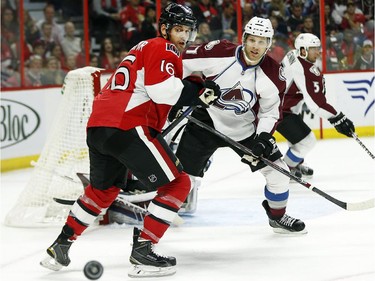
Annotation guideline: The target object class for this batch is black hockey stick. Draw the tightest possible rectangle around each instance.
[53,194,184,226]
[162,106,196,137]
[161,65,232,138]
[53,195,147,214]
[52,173,184,225]
[187,115,375,211]
[351,132,375,160]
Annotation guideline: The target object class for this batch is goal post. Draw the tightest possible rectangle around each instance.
[5,67,111,227]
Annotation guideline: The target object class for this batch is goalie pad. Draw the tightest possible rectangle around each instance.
[179,176,200,214]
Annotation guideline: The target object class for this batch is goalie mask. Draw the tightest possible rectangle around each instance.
[159,3,198,42]
[294,33,321,59]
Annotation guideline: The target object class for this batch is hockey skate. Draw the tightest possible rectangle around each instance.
[40,237,73,271]
[262,200,307,234]
[290,164,314,179]
[289,167,303,179]
[128,227,177,278]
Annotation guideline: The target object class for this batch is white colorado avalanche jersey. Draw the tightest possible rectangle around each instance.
[281,50,337,119]
[182,40,286,141]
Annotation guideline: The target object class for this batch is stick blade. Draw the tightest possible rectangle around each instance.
[346,198,375,211]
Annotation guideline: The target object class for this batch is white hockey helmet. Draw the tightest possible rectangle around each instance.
[294,33,321,58]
[243,16,274,49]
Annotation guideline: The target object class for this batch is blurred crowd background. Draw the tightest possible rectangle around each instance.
[1,0,374,89]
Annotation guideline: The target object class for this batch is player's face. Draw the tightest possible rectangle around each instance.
[169,25,193,52]
[243,34,269,64]
[306,46,321,63]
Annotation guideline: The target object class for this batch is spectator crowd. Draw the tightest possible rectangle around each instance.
[1,0,374,88]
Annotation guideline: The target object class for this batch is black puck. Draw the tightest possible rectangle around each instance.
[83,260,104,280]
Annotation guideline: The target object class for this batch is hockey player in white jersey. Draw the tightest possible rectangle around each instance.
[276,33,355,178]
[175,17,307,234]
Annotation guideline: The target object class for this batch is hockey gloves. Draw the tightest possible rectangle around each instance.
[179,75,220,108]
[168,105,183,122]
[328,112,355,137]
[241,132,276,166]
[198,80,221,107]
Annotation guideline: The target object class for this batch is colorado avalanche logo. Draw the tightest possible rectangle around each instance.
[215,82,255,115]
[309,65,320,76]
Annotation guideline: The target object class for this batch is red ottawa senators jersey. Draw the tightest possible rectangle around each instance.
[87,37,185,132]
[183,40,286,141]
[281,50,337,119]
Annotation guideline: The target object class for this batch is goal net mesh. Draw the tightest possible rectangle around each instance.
[5,67,108,227]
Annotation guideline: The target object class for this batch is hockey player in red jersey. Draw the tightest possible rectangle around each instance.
[40,3,220,277]
[175,17,307,234]
[276,33,355,178]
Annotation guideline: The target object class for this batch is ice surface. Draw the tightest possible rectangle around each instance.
[1,137,374,281]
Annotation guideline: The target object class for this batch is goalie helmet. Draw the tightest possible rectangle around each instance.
[242,17,274,49]
[159,3,198,42]
[294,33,321,59]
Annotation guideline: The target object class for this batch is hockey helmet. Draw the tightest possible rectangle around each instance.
[159,3,198,42]
[243,17,274,49]
[294,33,321,58]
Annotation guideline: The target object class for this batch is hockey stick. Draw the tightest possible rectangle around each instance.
[53,194,184,226]
[53,195,149,217]
[351,133,375,160]
[187,115,375,211]
[52,172,184,226]
[162,106,196,137]
[161,65,231,138]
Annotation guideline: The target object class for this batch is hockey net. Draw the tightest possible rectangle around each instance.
[5,67,111,227]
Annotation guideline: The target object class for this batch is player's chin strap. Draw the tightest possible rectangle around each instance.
[186,115,375,211]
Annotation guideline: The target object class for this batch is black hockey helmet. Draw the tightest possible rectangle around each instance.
[159,3,197,41]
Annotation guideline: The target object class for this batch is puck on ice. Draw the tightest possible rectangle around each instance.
[83,260,104,280]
